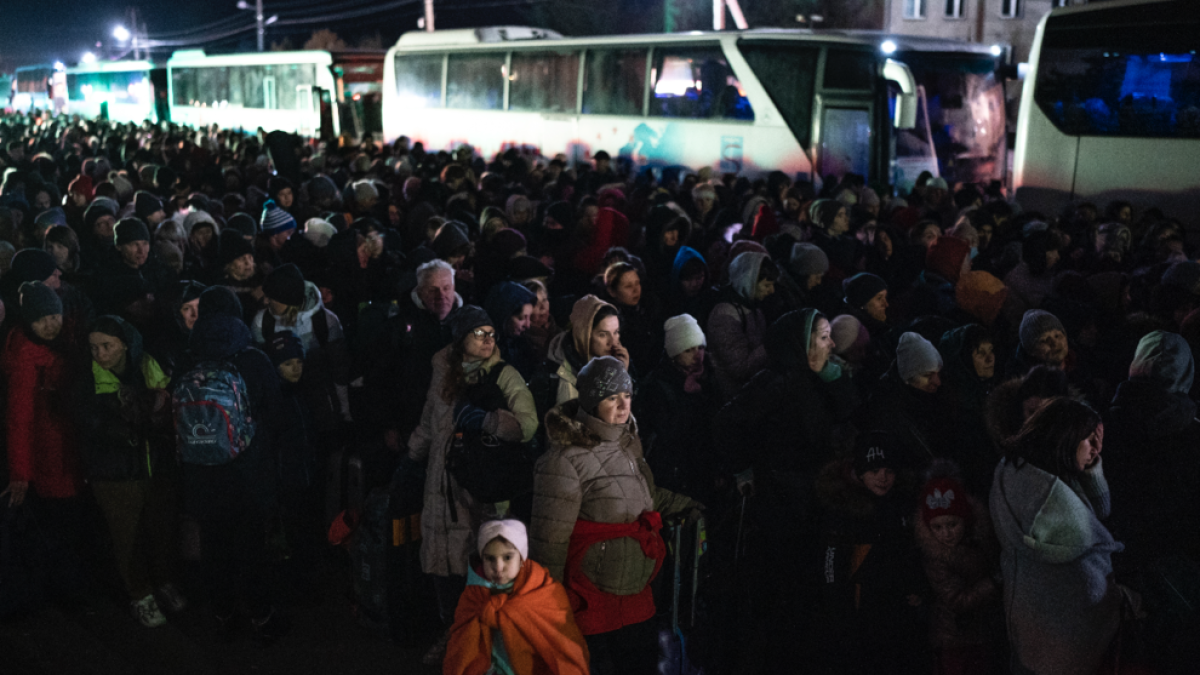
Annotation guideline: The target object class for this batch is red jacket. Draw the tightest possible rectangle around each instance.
[4,329,83,499]
[564,511,665,635]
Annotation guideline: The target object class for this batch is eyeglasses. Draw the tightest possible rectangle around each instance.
[470,329,497,340]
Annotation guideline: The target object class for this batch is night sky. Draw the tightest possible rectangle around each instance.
[0,0,528,72]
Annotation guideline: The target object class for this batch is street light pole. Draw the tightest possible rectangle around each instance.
[424,0,435,32]
[257,0,265,51]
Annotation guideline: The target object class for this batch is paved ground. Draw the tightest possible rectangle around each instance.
[0,558,437,675]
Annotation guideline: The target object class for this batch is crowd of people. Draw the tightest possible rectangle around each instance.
[0,109,1198,675]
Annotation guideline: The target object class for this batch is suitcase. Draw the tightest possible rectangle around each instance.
[658,516,707,675]
[325,449,367,528]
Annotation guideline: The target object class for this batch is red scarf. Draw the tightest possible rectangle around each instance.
[563,511,665,635]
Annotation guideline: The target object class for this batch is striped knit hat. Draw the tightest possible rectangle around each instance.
[260,199,296,236]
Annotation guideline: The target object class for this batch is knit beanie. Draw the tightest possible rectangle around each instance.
[114,217,150,246]
[134,191,163,221]
[664,314,706,358]
[843,273,888,309]
[450,304,493,344]
[226,212,258,238]
[853,430,905,477]
[1018,310,1065,353]
[198,285,244,321]
[789,242,829,277]
[829,314,864,356]
[303,218,337,248]
[262,263,307,307]
[577,356,634,414]
[810,199,843,231]
[484,282,536,330]
[925,236,971,284]
[260,199,297,236]
[34,207,67,229]
[507,255,553,282]
[896,331,943,382]
[490,228,527,259]
[83,200,117,233]
[267,330,306,367]
[9,248,57,284]
[19,280,62,324]
[218,228,255,266]
[919,477,973,524]
[955,271,1008,325]
[477,519,529,560]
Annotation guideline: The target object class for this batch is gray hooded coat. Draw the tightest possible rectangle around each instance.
[990,458,1123,675]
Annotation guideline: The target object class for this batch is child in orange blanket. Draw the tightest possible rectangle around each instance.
[444,520,590,675]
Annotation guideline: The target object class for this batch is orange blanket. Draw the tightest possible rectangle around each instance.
[444,560,590,675]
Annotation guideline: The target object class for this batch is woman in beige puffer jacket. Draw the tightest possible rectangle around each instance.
[529,356,698,675]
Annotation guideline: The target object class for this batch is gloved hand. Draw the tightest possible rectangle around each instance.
[453,401,488,431]
[467,381,507,412]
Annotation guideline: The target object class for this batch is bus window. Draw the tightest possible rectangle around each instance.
[509,50,579,113]
[649,48,754,121]
[1034,46,1200,138]
[739,43,818,148]
[198,68,230,107]
[172,68,197,106]
[821,107,872,180]
[447,53,504,110]
[582,49,647,116]
[395,54,444,109]
[823,50,875,90]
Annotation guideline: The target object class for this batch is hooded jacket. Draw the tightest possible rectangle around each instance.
[530,399,696,593]
[714,309,859,476]
[544,295,615,405]
[1104,331,1200,573]
[406,345,537,577]
[76,316,172,482]
[936,325,1001,494]
[707,252,770,403]
[989,459,1122,675]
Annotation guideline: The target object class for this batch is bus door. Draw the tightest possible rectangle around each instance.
[150,68,170,123]
[316,88,336,143]
[297,84,315,136]
[817,98,874,184]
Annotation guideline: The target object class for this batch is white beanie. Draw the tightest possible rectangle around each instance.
[303,218,337,248]
[477,519,528,560]
[896,332,943,382]
[664,314,706,358]
[829,314,863,356]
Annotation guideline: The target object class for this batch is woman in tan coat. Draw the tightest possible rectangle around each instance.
[530,356,699,675]
[406,305,538,663]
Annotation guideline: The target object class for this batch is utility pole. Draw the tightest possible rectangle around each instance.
[712,0,748,30]
[257,0,265,51]
[424,0,435,32]
[130,7,140,60]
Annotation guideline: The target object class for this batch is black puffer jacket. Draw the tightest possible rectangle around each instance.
[634,355,717,502]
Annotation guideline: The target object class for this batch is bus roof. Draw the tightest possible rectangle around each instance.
[392,26,1000,56]
[167,49,335,67]
[66,60,158,75]
[15,64,55,74]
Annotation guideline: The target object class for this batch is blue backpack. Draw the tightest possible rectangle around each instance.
[173,359,257,465]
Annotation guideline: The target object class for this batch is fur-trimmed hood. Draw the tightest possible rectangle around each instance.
[544,398,638,451]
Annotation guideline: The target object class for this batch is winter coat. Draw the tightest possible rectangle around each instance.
[913,493,1003,650]
[862,369,946,467]
[1104,332,1200,575]
[530,399,697,592]
[76,318,173,482]
[633,357,716,502]
[707,252,770,403]
[355,288,462,437]
[611,296,662,378]
[990,458,1122,675]
[937,326,1001,495]
[3,328,84,499]
[406,345,538,577]
[177,312,286,521]
[715,308,859,477]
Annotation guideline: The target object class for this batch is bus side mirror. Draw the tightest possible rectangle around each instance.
[884,59,917,129]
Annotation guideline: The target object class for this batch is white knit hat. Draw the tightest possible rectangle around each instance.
[829,314,864,356]
[664,314,706,358]
[477,519,528,560]
[303,218,337,248]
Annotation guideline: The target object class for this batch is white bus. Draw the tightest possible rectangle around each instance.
[65,60,168,124]
[1013,0,1199,226]
[382,27,1007,189]
[167,49,384,140]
